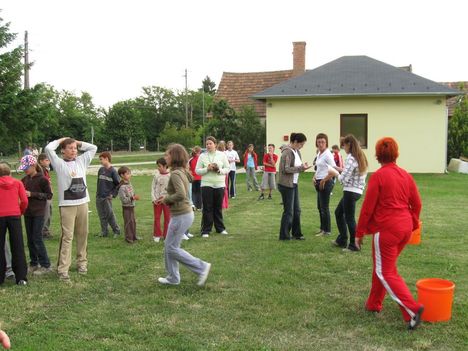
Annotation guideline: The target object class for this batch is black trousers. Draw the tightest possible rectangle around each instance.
[24,216,51,268]
[0,216,28,284]
[201,187,225,234]
[278,184,303,240]
[314,179,334,233]
[192,180,202,210]
[228,170,237,197]
[335,191,361,247]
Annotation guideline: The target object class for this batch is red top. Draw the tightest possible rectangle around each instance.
[356,163,421,238]
[243,151,258,170]
[262,153,278,172]
[333,151,344,168]
[0,176,28,217]
[41,166,51,182]
[189,155,202,181]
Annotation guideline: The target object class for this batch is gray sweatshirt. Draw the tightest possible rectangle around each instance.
[45,139,97,207]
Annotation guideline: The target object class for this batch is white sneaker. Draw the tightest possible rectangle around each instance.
[158,277,179,285]
[197,263,211,286]
[186,233,194,238]
[183,234,190,240]
[220,230,228,235]
[202,234,209,238]
[153,237,161,243]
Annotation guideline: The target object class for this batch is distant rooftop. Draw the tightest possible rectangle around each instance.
[216,70,294,118]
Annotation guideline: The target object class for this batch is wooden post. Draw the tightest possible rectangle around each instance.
[24,31,30,90]
[185,69,188,128]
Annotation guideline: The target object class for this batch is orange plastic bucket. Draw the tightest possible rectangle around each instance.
[416,278,455,322]
[408,221,422,245]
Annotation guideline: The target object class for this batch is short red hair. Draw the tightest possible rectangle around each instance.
[375,137,399,164]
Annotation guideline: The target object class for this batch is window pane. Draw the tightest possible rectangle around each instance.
[341,114,367,148]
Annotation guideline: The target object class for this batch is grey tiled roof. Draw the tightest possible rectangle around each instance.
[252,56,462,99]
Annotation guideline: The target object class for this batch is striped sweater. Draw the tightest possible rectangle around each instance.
[338,154,367,194]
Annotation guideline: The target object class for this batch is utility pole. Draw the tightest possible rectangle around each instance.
[202,90,205,145]
[24,31,30,89]
[184,69,188,128]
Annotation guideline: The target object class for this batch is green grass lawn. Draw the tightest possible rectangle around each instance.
[89,152,164,166]
[1,172,467,350]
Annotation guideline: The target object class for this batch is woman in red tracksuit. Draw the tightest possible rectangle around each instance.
[356,137,424,330]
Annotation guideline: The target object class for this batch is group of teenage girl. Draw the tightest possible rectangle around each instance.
[277,132,367,253]
[277,131,424,330]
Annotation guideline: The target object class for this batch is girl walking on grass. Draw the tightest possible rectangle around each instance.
[157,144,211,286]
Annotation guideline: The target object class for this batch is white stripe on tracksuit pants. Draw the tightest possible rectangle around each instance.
[367,231,422,322]
[374,232,415,319]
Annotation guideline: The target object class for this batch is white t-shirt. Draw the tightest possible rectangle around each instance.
[225,150,240,171]
[315,149,335,179]
[292,149,302,184]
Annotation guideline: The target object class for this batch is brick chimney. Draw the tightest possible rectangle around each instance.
[292,41,306,77]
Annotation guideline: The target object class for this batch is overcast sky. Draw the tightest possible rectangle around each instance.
[2,0,467,108]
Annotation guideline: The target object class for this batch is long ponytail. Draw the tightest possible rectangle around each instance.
[343,134,368,174]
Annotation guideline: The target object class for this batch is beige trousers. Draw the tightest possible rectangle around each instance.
[58,203,89,275]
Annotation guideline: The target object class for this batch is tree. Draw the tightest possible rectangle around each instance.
[236,105,266,156]
[447,92,468,161]
[200,75,217,95]
[159,123,198,150]
[204,100,266,159]
[0,15,25,155]
[204,99,239,142]
[104,100,144,151]
[137,86,184,150]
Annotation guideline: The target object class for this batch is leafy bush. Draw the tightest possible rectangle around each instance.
[447,93,468,162]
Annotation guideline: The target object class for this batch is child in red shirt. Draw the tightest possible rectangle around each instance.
[0,163,29,285]
[258,144,278,200]
[332,144,344,169]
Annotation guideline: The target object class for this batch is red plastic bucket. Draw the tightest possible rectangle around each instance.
[416,278,455,322]
[408,221,422,245]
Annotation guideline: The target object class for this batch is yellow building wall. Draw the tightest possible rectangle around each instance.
[265,96,447,173]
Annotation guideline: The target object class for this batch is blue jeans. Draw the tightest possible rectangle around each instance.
[24,216,51,268]
[278,184,303,240]
[228,170,237,197]
[334,191,361,247]
[314,179,334,233]
[164,211,207,284]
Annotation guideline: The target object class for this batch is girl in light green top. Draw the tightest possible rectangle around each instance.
[195,136,230,237]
